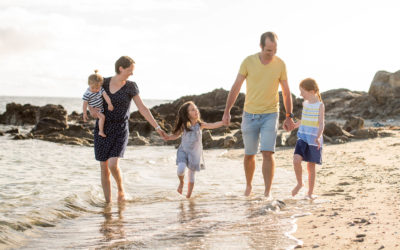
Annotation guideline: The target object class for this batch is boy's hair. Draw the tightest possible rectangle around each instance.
[88,70,103,86]
[260,31,278,48]
[300,78,322,102]
[173,101,202,134]
[115,56,135,74]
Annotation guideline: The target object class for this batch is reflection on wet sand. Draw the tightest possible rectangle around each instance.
[100,202,126,243]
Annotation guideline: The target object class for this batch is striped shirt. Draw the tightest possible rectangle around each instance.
[297,101,323,147]
[82,87,105,112]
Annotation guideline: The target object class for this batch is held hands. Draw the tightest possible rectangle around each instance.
[283,117,295,132]
[222,112,231,126]
[156,128,168,141]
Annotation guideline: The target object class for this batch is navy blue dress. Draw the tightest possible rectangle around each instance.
[94,77,139,161]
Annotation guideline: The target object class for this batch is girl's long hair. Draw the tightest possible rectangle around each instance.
[173,101,202,134]
[299,78,322,102]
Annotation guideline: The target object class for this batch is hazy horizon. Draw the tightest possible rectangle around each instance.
[1,0,399,99]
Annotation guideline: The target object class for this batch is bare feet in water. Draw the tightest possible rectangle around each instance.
[291,183,304,197]
[118,191,125,202]
[99,131,107,137]
[177,182,184,195]
[244,185,252,196]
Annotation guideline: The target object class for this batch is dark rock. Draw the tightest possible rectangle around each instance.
[352,128,379,139]
[6,128,20,134]
[129,131,149,145]
[0,103,39,125]
[344,116,364,132]
[286,128,298,146]
[32,117,67,135]
[324,122,344,137]
[233,130,244,148]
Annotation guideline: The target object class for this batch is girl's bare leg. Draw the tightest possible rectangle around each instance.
[177,163,186,195]
[186,169,195,198]
[292,154,304,196]
[98,112,106,137]
[307,162,316,198]
[100,161,111,203]
[177,175,184,194]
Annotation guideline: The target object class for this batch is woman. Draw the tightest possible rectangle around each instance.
[90,56,167,203]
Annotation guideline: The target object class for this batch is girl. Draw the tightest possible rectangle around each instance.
[291,78,325,199]
[166,101,224,198]
[82,70,114,137]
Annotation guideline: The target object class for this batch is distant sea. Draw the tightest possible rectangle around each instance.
[0,96,171,114]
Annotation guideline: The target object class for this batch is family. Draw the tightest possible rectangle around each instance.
[82,31,325,203]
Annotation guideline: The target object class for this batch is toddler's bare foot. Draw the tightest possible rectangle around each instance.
[244,185,252,196]
[292,184,304,197]
[177,182,184,195]
[99,131,107,137]
[118,191,125,203]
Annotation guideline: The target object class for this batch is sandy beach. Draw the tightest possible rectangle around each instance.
[290,127,400,249]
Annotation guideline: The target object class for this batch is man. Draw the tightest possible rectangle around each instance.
[222,31,295,198]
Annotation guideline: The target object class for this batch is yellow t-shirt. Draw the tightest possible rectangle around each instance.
[239,53,287,114]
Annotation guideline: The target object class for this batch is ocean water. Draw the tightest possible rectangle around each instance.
[0,96,314,249]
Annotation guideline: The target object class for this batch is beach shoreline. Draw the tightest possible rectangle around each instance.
[289,128,400,249]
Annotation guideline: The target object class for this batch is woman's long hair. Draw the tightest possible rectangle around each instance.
[300,78,323,102]
[173,101,202,134]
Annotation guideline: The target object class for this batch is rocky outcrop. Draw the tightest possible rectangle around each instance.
[0,103,39,125]
[369,70,400,104]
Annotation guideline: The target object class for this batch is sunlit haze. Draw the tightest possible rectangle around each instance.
[1,0,399,99]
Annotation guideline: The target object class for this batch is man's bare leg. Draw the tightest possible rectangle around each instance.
[108,157,125,202]
[100,161,111,203]
[244,154,256,196]
[261,151,275,198]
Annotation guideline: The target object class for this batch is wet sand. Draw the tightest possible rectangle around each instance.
[291,128,400,249]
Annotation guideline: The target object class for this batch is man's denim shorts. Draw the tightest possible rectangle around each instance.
[241,111,278,155]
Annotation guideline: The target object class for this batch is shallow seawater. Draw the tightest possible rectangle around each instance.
[0,125,314,249]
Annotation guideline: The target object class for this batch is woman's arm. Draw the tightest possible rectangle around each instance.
[133,94,167,140]
[102,91,114,111]
[201,121,224,130]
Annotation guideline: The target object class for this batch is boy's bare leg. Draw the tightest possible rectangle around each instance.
[100,161,111,203]
[307,162,316,199]
[108,157,125,202]
[244,154,256,196]
[98,112,107,137]
[177,175,184,194]
[292,154,304,196]
[262,151,275,198]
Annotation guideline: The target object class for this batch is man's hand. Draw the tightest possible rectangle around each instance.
[222,112,231,126]
[283,117,295,131]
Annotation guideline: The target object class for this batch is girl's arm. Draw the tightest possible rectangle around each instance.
[82,101,88,121]
[201,121,224,130]
[133,94,167,140]
[315,103,325,149]
[102,91,114,111]
[166,130,182,141]
[294,120,301,129]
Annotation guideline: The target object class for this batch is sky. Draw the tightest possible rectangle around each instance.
[1,0,400,100]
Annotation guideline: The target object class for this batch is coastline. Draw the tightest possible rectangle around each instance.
[289,128,400,249]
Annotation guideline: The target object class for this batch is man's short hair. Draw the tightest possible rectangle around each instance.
[260,32,278,48]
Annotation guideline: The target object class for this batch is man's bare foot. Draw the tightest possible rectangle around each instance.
[118,191,125,202]
[244,185,252,196]
[306,194,317,200]
[177,182,184,195]
[264,192,273,201]
[291,184,304,197]
[99,131,107,137]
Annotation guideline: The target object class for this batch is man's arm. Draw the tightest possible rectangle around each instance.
[222,73,246,126]
[279,79,295,131]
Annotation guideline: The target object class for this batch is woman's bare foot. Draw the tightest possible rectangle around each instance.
[118,191,125,202]
[177,182,184,195]
[244,185,252,196]
[292,184,304,197]
[99,131,107,137]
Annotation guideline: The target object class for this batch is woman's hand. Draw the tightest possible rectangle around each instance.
[88,106,101,117]
[156,129,168,141]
